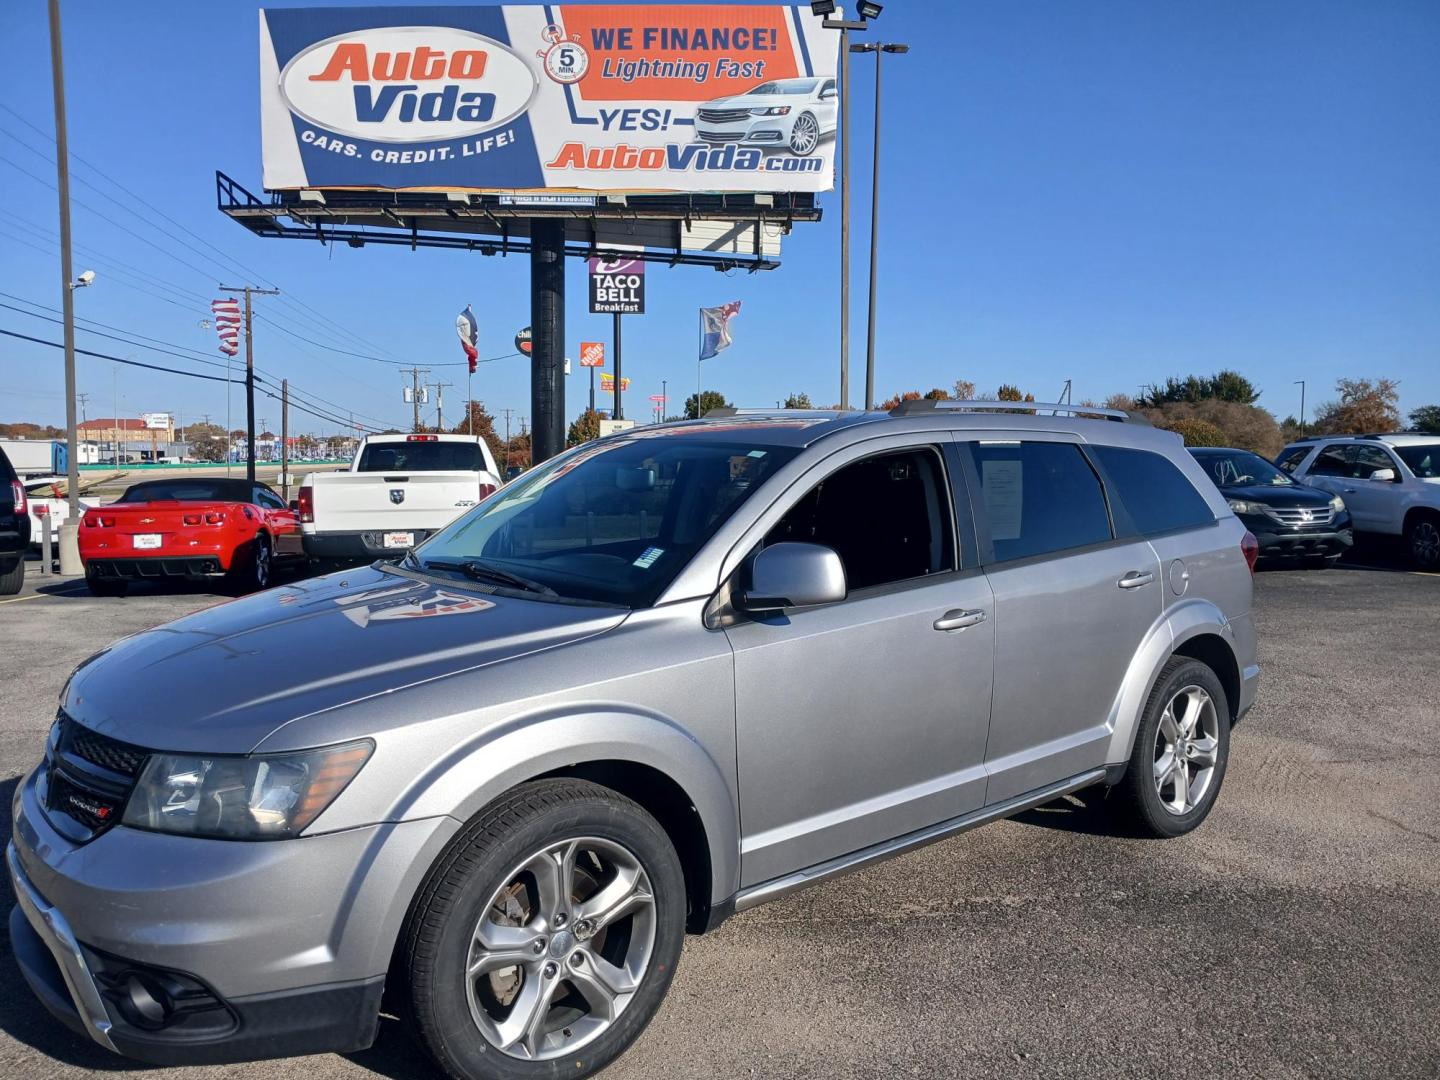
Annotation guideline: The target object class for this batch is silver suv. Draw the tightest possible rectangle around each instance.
[9,403,1259,1079]
[1276,433,1440,568]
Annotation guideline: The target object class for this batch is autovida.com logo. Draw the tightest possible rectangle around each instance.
[545,141,823,174]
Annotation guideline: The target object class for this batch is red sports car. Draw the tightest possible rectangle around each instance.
[79,477,303,596]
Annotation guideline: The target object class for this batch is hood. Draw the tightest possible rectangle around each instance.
[63,565,627,754]
[1221,482,1332,508]
[704,92,786,109]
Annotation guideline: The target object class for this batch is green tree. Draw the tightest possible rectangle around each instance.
[996,384,1025,402]
[684,390,731,419]
[1162,418,1228,447]
[567,408,603,446]
[449,399,505,464]
[1312,378,1401,435]
[782,392,813,409]
[1139,370,1260,407]
[182,422,229,463]
[1408,405,1440,434]
[1136,400,1284,457]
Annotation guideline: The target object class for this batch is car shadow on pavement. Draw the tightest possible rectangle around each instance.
[343,1016,437,1079]
[0,775,149,1072]
[1011,788,1133,837]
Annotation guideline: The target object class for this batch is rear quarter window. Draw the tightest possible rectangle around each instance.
[1275,446,1310,475]
[1090,445,1216,536]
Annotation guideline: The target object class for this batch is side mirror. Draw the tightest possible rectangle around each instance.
[741,542,847,612]
[1368,467,1396,483]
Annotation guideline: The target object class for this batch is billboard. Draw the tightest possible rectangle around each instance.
[141,412,172,431]
[259,6,839,194]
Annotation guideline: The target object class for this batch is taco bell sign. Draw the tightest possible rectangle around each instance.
[588,256,645,314]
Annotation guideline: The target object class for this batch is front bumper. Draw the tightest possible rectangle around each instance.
[8,767,459,1064]
[695,120,792,145]
[1236,512,1353,558]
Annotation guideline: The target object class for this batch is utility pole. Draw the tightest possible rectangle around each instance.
[403,367,430,432]
[1294,380,1306,437]
[219,284,280,481]
[433,381,454,430]
[48,0,84,573]
[501,408,514,474]
[661,378,668,422]
[280,379,289,500]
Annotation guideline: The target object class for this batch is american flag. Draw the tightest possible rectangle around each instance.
[210,298,241,357]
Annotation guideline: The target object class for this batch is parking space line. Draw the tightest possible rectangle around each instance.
[1341,563,1440,577]
[0,585,90,605]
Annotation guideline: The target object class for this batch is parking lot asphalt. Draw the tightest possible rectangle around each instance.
[1,553,1437,1079]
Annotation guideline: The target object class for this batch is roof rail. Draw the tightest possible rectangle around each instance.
[887,399,1146,424]
[699,407,849,419]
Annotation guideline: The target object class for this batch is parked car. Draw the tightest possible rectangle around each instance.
[0,445,30,594]
[1189,447,1351,564]
[23,476,96,547]
[1276,433,1440,568]
[694,76,838,155]
[8,403,1258,1077]
[298,432,503,565]
[77,477,302,596]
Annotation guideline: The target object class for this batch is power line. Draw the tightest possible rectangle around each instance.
[1,327,231,383]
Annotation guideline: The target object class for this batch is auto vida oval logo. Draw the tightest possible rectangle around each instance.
[279,26,538,144]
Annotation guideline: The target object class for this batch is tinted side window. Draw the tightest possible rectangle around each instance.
[1091,446,1215,536]
[1275,446,1309,475]
[766,448,955,590]
[968,442,1112,562]
[1308,445,1349,477]
[1351,445,1397,480]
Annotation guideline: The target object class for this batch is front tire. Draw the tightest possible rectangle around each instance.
[228,533,272,594]
[400,779,686,1080]
[788,112,819,154]
[1407,512,1440,570]
[1113,657,1231,838]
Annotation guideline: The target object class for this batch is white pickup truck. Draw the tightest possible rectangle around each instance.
[298,433,502,563]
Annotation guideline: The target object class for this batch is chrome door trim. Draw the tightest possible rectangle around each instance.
[734,768,1107,913]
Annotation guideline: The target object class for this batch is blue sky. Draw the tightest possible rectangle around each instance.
[2,0,1437,437]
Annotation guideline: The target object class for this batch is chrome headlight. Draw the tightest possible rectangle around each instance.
[1227,499,1267,515]
[1329,495,1345,512]
[749,106,791,116]
[122,741,372,840]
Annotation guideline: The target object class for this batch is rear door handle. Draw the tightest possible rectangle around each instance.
[1118,570,1155,589]
[934,608,987,632]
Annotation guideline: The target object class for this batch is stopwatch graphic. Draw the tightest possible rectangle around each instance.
[537,24,589,85]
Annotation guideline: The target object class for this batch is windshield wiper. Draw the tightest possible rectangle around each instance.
[419,557,558,597]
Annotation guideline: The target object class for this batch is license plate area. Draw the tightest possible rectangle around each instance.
[133,533,162,549]
[383,532,415,549]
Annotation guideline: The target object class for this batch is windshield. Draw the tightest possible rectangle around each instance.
[357,440,484,472]
[1394,443,1440,479]
[118,479,252,502]
[412,437,798,607]
[1191,449,1293,488]
[745,80,817,96]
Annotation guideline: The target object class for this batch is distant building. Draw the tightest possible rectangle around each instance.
[77,417,175,444]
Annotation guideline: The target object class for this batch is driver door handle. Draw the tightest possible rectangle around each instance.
[934,608,987,632]
[1118,570,1155,589]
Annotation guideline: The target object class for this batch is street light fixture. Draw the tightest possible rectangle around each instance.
[70,269,95,289]
[850,41,908,409]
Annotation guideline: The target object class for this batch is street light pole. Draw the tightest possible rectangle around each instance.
[852,41,908,411]
[1295,380,1306,438]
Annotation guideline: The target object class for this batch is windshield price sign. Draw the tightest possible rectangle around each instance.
[588,256,645,314]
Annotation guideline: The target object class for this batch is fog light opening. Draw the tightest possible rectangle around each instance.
[122,973,172,1028]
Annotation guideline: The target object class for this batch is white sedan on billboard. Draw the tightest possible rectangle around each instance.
[694,77,838,156]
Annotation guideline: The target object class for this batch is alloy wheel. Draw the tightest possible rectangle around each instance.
[1153,685,1220,815]
[1412,520,1440,567]
[254,538,271,588]
[465,837,656,1061]
[789,114,819,154]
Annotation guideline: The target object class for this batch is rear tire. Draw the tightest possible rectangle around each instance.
[400,779,685,1080]
[0,559,23,596]
[227,533,272,594]
[1113,657,1231,838]
[85,572,127,597]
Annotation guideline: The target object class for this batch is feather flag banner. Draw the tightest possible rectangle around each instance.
[210,298,241,357]
[457,304,479,374]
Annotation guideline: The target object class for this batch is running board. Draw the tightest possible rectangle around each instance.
[733,768,1108,913]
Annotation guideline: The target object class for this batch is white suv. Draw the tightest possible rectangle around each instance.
[1276,434,1440,568]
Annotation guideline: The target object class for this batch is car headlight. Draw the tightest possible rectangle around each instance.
[1226,499,1267,515]
[1329,495,1345,512]
[122,740,372,840]
[749,106,791,116]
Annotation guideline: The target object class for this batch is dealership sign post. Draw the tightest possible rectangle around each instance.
[249,6,837,464]
[579,341,604,413]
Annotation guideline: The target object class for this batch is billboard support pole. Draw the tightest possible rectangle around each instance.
[613,312,623,421]
[530,218,565,464]
[588,365,595,415]
[839,25,850,411]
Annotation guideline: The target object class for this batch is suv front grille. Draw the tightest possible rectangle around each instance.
[697,108,751,123]
[1270,506,1335,528]
[42,714,151,841]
